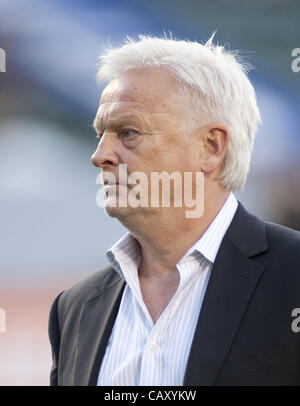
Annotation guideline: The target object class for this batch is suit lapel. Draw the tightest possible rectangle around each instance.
[73,270,125,386]
[183,202,268,385]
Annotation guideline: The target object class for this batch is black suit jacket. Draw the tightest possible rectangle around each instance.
[48,202,300,385]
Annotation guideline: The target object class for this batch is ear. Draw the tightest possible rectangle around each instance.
[200,125,229,175]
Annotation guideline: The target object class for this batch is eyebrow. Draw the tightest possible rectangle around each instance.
[93,113,150,134]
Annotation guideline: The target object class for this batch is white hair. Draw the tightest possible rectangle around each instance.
[96,34,261,191]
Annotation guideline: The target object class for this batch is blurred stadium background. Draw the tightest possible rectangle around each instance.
[0,0,299,385]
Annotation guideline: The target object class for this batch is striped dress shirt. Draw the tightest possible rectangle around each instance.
[97,192,238,386]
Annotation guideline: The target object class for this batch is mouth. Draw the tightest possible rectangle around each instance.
[103,180,129,189]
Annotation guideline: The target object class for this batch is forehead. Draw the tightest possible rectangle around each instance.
[95,69,181,123]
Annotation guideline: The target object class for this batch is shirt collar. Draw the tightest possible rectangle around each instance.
[106,192,238,276]
[181,192,238,263]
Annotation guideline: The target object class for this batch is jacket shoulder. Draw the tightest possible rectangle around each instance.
[260,221,300,282]
[230,202,300,258]
[265,221,300,252]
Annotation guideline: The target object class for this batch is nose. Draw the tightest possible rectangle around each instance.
[90,133,119,168]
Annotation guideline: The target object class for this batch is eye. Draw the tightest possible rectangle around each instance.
[121,129,137,139]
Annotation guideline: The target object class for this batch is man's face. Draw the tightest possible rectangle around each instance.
[91,68,202,221]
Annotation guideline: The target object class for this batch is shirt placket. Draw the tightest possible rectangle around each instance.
[139,305,171,385]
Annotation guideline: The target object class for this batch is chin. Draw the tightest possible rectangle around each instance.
[104,205,123,218]
[103,201,150,220]
[103,202,133,219]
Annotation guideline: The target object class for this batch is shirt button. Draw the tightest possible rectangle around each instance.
[149,341,158,351]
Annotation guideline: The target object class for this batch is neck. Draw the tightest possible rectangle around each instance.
[120,186,230,277]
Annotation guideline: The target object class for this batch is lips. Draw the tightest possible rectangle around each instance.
[104,180,120,185]
[103,180,128,187]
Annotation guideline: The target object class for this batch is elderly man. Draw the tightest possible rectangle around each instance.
[49,35,300,386]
